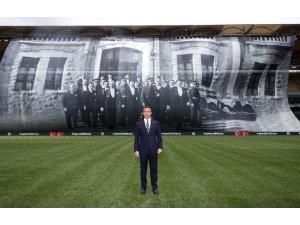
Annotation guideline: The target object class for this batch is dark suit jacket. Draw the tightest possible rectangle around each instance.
[127,87,139,113]
[127,87,139,104]
[62,90,79,110]
[153,85,161,105]
[134,119,163,155]
[83,90,96,110]
[188,87,200,106]
[140,86,155,106]
[101,88,121,113]
[168,86,188,108]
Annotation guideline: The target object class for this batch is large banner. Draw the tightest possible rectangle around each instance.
[0,36,299,132]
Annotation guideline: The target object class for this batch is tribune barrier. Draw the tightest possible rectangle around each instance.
[1,132,300,136]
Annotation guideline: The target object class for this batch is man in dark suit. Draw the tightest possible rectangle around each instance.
[117,78,129,127]
[140,78,156,117]
[76,78,87,123]
[99,81,109,127]
[188,81,201,127]
[62,83,78,129]
[127,80,139,125]
[92,78,101,128]
[135,81,143,121]
[159,80,170,125]
[137,77,143,89]
[101,80,119,130]
[152,79,161,121]
[134,106,163,195]
[83,83,95,127]
[167,80,188,130]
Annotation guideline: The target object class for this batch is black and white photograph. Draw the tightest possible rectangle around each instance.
[0,35,299,132]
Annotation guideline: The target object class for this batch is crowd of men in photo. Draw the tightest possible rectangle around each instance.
[62,74,203,130]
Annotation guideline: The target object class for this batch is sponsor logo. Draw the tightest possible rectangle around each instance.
[112,133,133,135]
[19,133,39,136]
[71,133,92,136]
[204,132,224,135]
[256,132,277,135]
[161,133,182,135]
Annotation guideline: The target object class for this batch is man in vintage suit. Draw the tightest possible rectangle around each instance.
[92,78,102,127]
[152,79,161,122]
[187,81,201,127]
[76,78,88,123]
[127,80,139,125]
[134,106,163,195]
[135,81,143,121]
[137,77,143,89]
[83,83,95,127]
[140,78,156,117]
[62,83,78,129]
[99,81,109,127]
[117,78,129,127]
[159,80,170,125]
[101,80,119,130]
[167,80,188,130]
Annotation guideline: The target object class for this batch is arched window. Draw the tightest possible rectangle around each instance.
[99,47,142,81]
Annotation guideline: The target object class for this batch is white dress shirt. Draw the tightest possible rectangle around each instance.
[110,88,115,98]
[130,86,135,95]
[177,87,183,96]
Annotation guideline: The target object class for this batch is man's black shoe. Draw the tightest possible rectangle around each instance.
[140,189,146,194]
[152,188,159,195]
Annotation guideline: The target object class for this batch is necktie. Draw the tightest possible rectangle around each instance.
[146,120,150,133]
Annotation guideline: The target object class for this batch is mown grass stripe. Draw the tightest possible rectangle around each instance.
[0,136,299,207]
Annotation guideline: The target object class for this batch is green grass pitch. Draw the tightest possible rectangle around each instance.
[0,135,300,208]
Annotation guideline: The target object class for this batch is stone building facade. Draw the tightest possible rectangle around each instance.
[160,36,295,113]
[0,36,298,132]
[236,36,295,117]
[0,36,158,132]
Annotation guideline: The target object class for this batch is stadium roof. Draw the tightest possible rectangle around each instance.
[1,19,300,67]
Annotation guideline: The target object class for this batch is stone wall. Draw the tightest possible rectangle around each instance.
[0,37,90,131]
